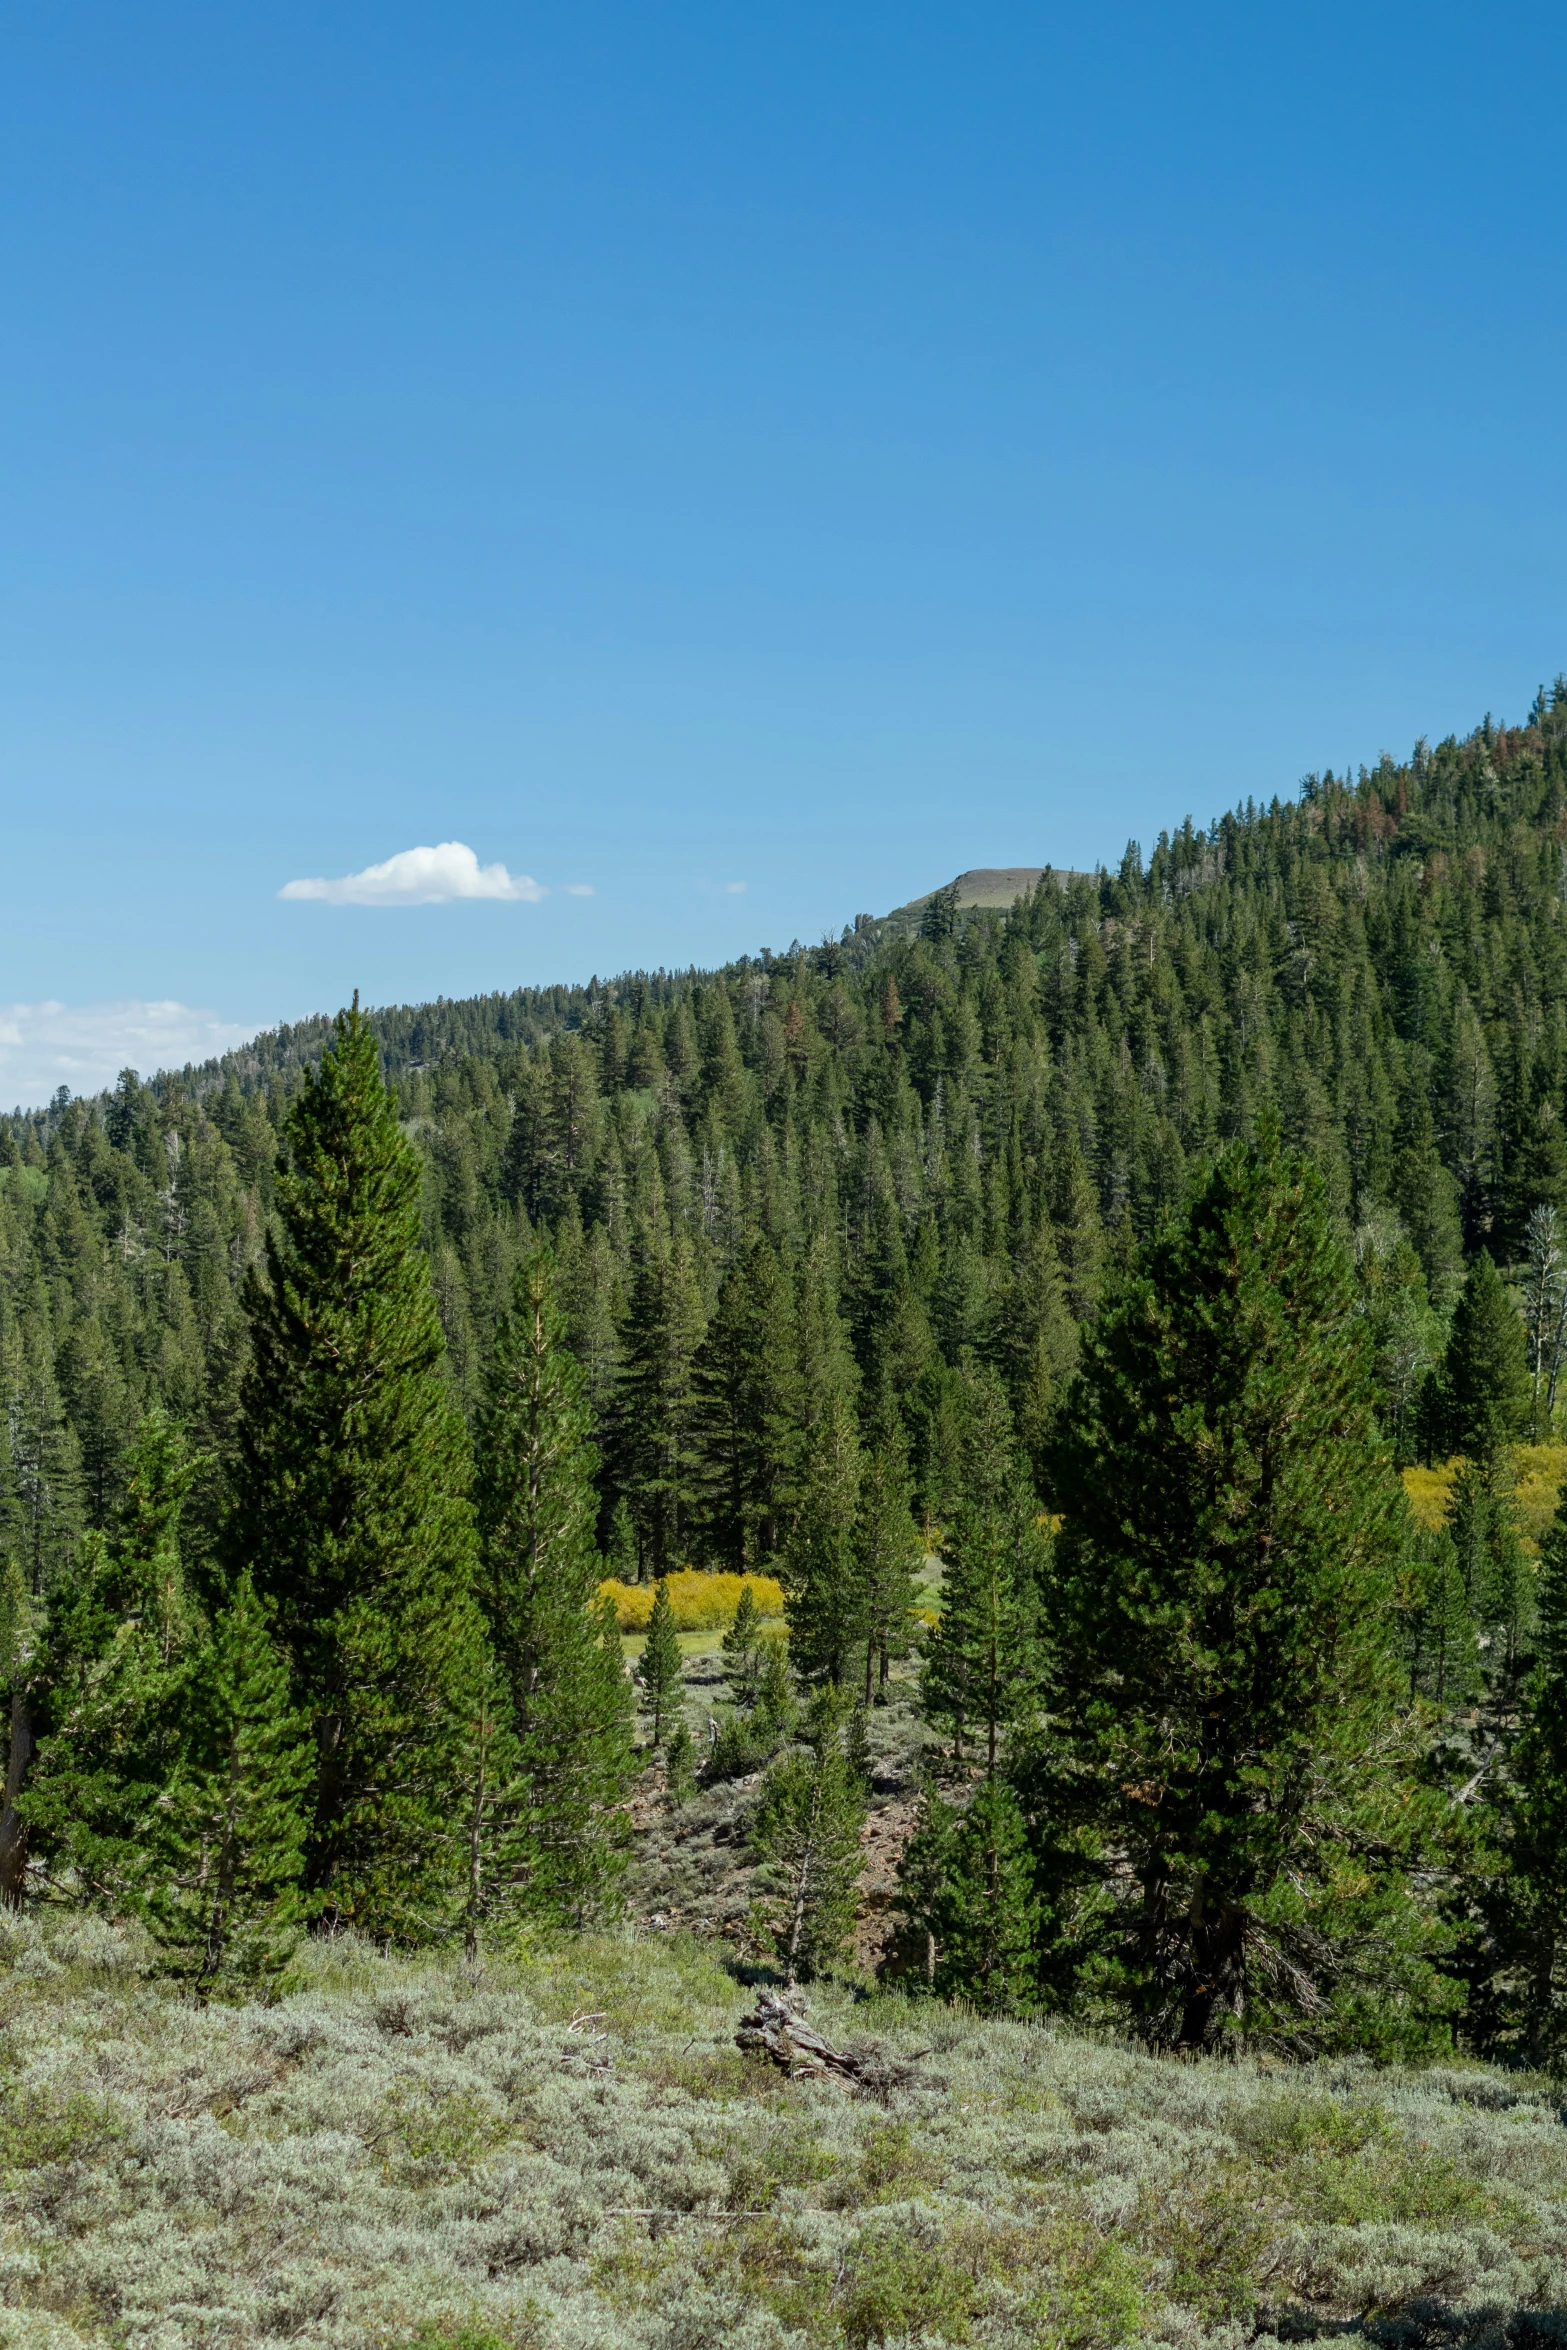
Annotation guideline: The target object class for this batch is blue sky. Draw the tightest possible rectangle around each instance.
[2,1,1565,1105]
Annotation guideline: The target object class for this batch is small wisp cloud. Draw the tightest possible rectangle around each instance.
[0,1000,258,1113]
[280,841,545,907]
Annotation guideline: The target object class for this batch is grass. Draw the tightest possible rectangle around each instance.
[621,1628,727,1663]
[4,1911,1567,2347]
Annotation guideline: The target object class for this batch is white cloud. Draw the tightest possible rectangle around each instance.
[724,880,747,894]
[0,1001,258,1113]
[564,883,595,897]
[279,841,545,906]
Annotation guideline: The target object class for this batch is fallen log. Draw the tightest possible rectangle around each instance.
[735,1988,936,2098]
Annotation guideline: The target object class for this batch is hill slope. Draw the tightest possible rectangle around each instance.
[5,682,1567,1591]
[3,1911,1565,2350]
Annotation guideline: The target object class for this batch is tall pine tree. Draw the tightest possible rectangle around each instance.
[749,1691,867,1984]
[1487,1482,1567,2062]
[20,1408,204,1908]
[897,1775,1040,2014]
[637,1578,684,1748]
[473,1246,634,1926]
[691,1234,800,1570]
[784,1392,864,1687]
[1440,1251,1531,1464]
[230,1002,488,1938]
[1046,1131,1452,2056]
[854,1433,922,1703]
[922,1370,1046,1772]
[610,1221,707,1577]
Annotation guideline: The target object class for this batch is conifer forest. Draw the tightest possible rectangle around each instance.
[16,694,1567,2344]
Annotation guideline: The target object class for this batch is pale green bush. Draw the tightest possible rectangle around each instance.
[0,1916,1565,2346]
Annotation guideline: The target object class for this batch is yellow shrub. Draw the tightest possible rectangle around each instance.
[1401,1461,1453,1532]
[1403,1444,1567,1553]
[1514,1443,1567,1547]
[597,1569,786,1633]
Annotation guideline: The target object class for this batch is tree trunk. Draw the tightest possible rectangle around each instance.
[1177,1889,1247,2049]
[0,1694,36,1908]
[1527,1921,1558,2065]
[465,1732,488,1964]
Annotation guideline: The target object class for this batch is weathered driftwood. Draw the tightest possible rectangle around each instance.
[735,1989,935,2098]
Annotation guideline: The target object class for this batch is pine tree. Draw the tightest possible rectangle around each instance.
[1046,1131,1452,2055]
[1489,1486,1567,2061]
[1520,1203,1567,1432]
[118,1406,201,1662]
[854,1436,922,1702]
[139,1571,312,1998]
[783,1391,864,1687]
[755,1637,797,1736]
[920,881,961,943]
[1390,1072,1465,1314]
[692,1235,800,1569]
[556,1212,624,1439]
[986,1217,1077,1488]
[1404,1529,1481,1707]
[456,1651,528,1961]
[1506,1100,1567,1242]
[1050,1128,1104,1325]
[3,1323,83,1595]
[1446,989,1498,1245]
[230,1002,489,1938]
[893,1780,958,1989]
[606,1498,638,1581]
[474,1247,634,1925]
[0,1559,36,1904]
[721,1582,765,1703]
[21,1408,205,1906]
[1354,1218,1443,1466]
[664,1718,697,1807]
[1440,1251,1530,1464]
[928,1777,1040,2015]
[922,1370,1046,1772]
[638,1579,684,1748]
[22,1530,183,1905]
[749,1692,867,1983]
[611,1224,707,1576]
[1447,1456,1533,1705]
[1481,1480,1534,1704]
[848,1190,935,1412]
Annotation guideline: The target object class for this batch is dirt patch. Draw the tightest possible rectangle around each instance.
[628,1659,933,1971]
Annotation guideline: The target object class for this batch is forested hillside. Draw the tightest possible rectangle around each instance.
[9,684,1567,1572]
[7,683,1567,2065]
